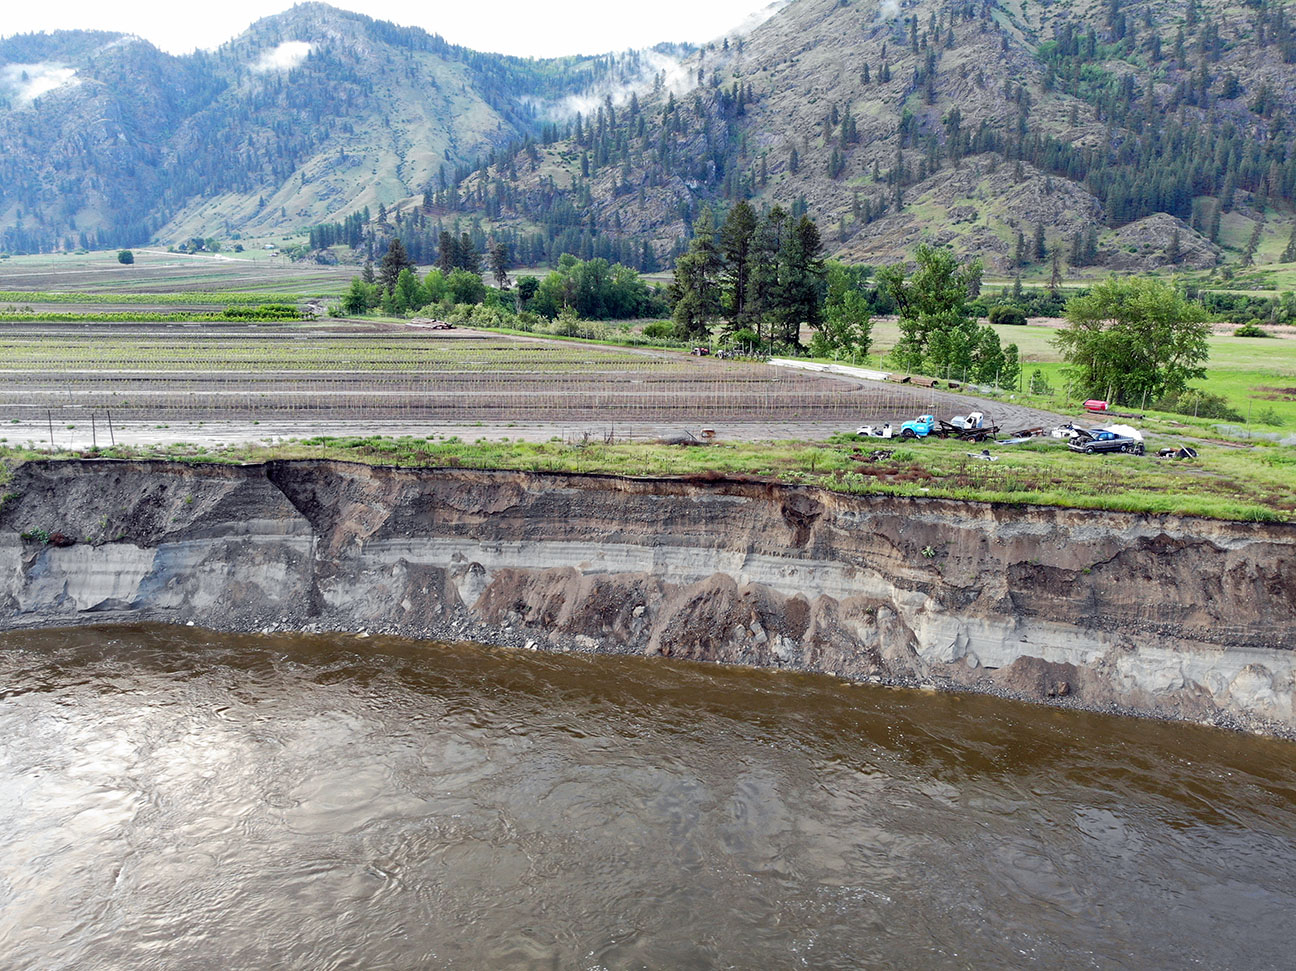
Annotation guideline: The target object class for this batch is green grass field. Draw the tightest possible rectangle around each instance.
[861,319,1296,428]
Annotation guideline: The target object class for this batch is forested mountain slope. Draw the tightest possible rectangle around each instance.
[0,4,620,252]
[5,0,1296,275]
[406,0,1296,273]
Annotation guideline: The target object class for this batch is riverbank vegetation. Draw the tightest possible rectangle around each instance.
[2,428,1291,523]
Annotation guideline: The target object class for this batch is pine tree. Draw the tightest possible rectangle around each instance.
[380,238,414,293]
[488,241,510,288]
[437,231,457,273]
[458,232,481,273]
[721,201,758,328]
[775,215,826,345]
[671,208,724,338]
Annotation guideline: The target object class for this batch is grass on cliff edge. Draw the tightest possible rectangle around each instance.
[2,432,1292,523]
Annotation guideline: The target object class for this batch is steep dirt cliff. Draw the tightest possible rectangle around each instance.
[2,460,1294,732]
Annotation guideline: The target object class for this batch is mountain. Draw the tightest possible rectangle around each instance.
[403,0,1296,274]
[0,4,616,252]
[5,0,1296,276]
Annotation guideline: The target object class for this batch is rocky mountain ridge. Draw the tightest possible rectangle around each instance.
[5,0,1296,272]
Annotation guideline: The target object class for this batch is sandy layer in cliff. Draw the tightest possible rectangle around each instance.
[1,459,1294,734]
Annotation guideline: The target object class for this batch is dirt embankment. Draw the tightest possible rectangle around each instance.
[2,460,1295,734]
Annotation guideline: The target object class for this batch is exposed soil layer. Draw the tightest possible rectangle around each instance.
[2,460,1294,734]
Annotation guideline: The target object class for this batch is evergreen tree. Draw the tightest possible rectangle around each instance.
[1166,229,1182,265]
[775,215,827,345]
[380,238,415,293]
[720,201,758,328]
[747,206,788,343]
[437,231,458,273]
[488,241,510,288]
[670,209,724,338]
[458,232,481,273]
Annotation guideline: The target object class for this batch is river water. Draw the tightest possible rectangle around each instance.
[1,625,1294,970]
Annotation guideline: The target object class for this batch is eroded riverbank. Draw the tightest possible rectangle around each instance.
[1,459,1294,733]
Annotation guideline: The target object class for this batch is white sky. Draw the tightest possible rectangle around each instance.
[1,1,781,58]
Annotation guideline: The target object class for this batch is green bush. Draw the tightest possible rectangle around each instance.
[1151,389,1245,422]
[1234,322,1273,337]
[641,320,676,339]
[727,328,764,350]
[988,304,1028,326]
[117,249,134,265]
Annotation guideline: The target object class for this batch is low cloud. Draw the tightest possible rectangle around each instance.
[530,48,700,121]
[879,0,902,20]
[0,62,79,104]
[730,0,793,36]
[252,41,313,73]
[522,1,791,122]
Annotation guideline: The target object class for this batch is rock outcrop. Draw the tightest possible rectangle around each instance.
[2,459,1294,733]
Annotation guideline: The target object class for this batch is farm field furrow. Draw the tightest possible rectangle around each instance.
[0,324,1061,430]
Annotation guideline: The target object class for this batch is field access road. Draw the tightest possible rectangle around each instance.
[3,398,1072,453]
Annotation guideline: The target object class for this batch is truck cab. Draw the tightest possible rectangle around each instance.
[900,414,937,438]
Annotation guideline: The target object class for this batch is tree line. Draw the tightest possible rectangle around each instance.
[339,237,667,321]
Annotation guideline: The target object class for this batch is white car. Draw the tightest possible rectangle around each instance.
[856,422,894,439]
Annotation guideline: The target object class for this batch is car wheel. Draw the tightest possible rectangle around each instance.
[1120,444,1131,453]
[1084,444,1095,453]
[901,428,916,439]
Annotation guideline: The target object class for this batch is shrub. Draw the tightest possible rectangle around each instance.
[117,250,134,265]
[988,304,1028,326]
[1234,322,1273,337]
[727,327,764,350]
[641,320,676,339]
[1028,368,1053,394]
[1151,389,1244,422]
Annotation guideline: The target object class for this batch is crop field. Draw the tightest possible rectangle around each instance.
[0,250,354,296]
[0,324,985,428]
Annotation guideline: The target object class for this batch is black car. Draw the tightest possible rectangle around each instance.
[1068,425,1145,455]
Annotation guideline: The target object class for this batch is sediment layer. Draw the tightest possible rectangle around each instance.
[2,460,1294,732]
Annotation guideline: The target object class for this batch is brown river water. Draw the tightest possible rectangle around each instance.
[1,624,1295,970]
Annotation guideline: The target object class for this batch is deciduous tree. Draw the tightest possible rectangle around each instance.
[877,244,982,376]
[1055,277,1209,405]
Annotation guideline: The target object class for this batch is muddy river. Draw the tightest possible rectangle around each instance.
[1,624,1294,969]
